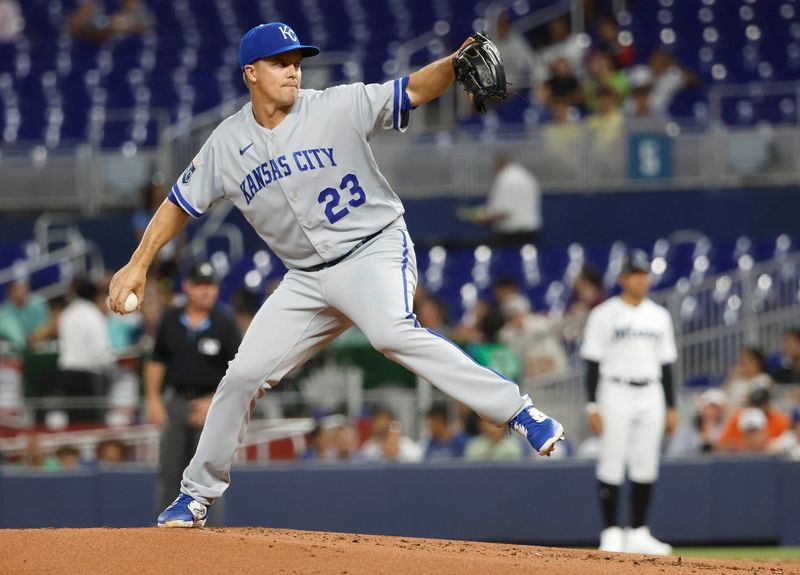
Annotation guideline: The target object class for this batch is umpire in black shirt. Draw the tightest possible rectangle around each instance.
[145,261,241,525]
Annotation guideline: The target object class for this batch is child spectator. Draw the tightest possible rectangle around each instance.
[334,422,359,462]
[55,445,82,470]
[423,404,469,460]
[302,423,335,461]
[96,439,126,464]
[668,388,728,456]
[465,419,524,461]
[587,87,624,151]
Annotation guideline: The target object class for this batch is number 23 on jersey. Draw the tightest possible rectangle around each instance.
[318,173,366,224]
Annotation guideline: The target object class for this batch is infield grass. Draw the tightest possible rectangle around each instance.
[671,547,800,561]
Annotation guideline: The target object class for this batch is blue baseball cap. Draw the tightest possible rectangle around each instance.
[239,23,320,70]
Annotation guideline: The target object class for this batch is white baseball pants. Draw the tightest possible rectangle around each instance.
[596,379,666,485]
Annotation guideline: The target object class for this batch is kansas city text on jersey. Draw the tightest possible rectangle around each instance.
[239,147,338,205]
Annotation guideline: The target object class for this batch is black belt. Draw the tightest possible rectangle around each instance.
[607,377,655,387]
[299,228,385,273]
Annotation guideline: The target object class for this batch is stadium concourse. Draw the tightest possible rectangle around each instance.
[1,0,800,558]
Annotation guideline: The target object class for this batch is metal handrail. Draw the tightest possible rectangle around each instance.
[0,239,103,287]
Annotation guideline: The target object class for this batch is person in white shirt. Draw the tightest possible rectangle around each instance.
[57,278,116,422]
[461,155,542,246]
[581,250,677,555]
[492,10,542,90]
[498,293,568,380]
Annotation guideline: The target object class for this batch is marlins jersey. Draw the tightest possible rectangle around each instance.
[581,297,677,381]
[168,77,413,269]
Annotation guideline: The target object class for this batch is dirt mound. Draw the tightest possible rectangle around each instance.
[1,528,797,575]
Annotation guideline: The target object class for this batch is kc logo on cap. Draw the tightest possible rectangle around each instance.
[239,22,320,70]
[278,25,297,42]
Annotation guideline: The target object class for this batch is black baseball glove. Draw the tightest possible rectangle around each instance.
[452,32,508,114]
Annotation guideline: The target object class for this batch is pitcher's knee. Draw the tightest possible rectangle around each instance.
[222,358,269,393]
[365,322,413,355]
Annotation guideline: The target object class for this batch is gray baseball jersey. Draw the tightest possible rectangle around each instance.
[169,78,412,269]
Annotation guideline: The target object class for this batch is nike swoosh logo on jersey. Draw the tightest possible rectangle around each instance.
[239,142,254,155]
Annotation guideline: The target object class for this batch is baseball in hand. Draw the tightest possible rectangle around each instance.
[123,292,139,313]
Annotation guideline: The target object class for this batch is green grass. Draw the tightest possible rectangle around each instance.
[672,547,800,561]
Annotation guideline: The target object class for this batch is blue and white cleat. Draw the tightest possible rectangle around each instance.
[508,394,565,456]
[157,493,208,528]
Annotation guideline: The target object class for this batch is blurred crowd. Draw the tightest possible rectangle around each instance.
[2,225,799,468]
[481,10,700,172]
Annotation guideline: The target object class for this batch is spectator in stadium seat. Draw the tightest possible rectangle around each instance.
[667,388,728,456]
[302,423,335,461]
[96,438,126,464]
[769,407,800,460]
[464,419,524,461]
[557,264,606,343]
[594,15,635,69]
[625,68,670,130]
[717,387,790,452]
[0,0,23,42]
[0,305,25,354]
[20,433,59,470]
[541,96,583,161]
[647,49,699,117]
[723,346,772,407]
[67,0,153,43]
[359,407,422,462]
[423,404,469,460]
[415,295,453,338]
[734,408,769,453]
[539,16,587,78]
[587,86,624,152]
[384,421,424,463]
[584,50,629,112]
[770,328,800,384]
[493,10,541,91]
[334,422,359,462]
[55,445,82,470]
[498,293,568,379]
[539,58,584,109]
[1,278,50,347]
[56,278,116,422]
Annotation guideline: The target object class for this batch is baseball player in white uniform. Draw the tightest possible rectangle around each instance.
[581,250,677,555]
[108,22,564,528]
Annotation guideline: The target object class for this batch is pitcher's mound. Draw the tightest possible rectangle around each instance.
[2,528,798,575]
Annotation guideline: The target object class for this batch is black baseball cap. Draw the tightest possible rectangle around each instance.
[621,250,651,275]
[187,261,218,284]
